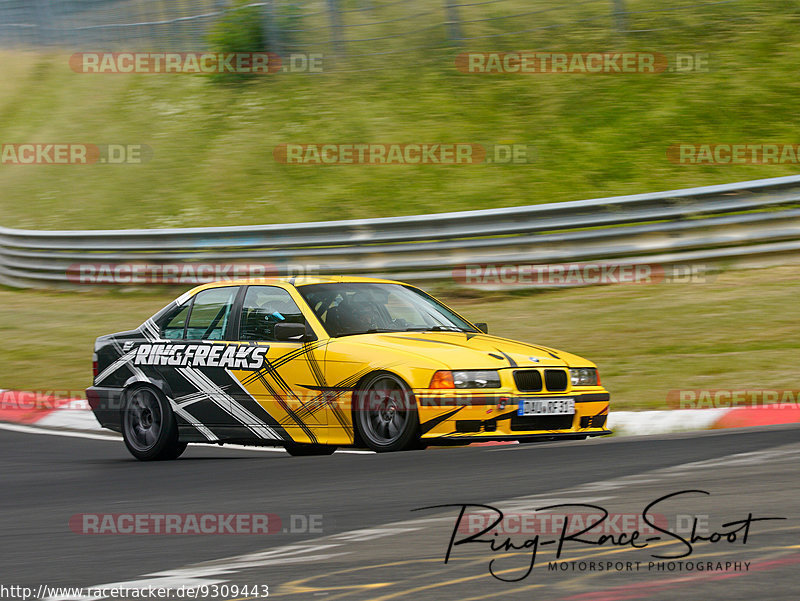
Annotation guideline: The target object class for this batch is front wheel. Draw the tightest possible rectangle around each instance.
[354,373,421,452]
[121,386,183,461]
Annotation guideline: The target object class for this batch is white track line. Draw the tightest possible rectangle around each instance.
[0,422,120,441]
[195,442,374,455]
[0,422,373,454]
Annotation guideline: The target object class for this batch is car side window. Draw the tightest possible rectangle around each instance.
[161,302,191,339]
[240,286,305,342]
[185,287,237,340]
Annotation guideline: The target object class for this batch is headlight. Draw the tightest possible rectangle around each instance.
[452,370,501,389]
[429,370,502,389]
[570,368,599,386]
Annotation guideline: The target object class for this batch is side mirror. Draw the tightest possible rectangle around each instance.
[475,322,488,334]
[274,322,315,342]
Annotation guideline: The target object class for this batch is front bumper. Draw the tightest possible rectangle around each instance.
[431,431,613,444]
[415,391,611,440]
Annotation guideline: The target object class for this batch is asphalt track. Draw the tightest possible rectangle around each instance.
[1,424,798,600]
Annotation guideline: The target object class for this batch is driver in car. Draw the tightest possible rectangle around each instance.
[337,292,384,334]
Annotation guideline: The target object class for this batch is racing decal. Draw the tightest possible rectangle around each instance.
[241,356,320,444]
[109,339,150,387]
[234,341,370,444]
[95,347,139,385]
[177,367,281,440]
[168,397,219,442]
[240,340,329,381]
[299,384,355,392]
[304,347,326,389]
[304,349,345,437]
[140,318,161,341]
[135,322,288,442]
[132,343,267,370]
[496,350,518,367]
[391,336,473,348]
[304,364,378,442]
[420,406,464,435]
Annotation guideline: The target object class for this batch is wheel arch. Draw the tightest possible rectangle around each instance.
[350,368,415,411]
[121,375,175,403]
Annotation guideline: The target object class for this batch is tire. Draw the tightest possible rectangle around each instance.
[121,386,183,461]
[283,441,337,456]
[162,441,189,460]
[353,372,421,452]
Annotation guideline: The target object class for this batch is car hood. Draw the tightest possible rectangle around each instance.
[340,331,592,370]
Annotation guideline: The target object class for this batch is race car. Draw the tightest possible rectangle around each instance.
[87,276,611,460]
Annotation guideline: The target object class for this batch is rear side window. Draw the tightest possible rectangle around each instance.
[239,286,305,341]
[185,287,237,340]
[161,302,191,339]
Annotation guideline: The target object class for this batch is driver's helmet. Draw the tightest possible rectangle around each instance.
[339,292,381,332]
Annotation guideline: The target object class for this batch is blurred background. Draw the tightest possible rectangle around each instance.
[0,0,798,411]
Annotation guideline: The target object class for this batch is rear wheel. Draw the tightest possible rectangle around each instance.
[121,386,183,461]
[354,373,420,452]
[284,442,337,456]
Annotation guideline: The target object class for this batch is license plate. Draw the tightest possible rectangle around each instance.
[518,398,575,416]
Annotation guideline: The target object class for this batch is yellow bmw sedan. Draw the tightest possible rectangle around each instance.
[87,276,611,460]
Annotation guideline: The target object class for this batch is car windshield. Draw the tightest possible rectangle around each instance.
[297,282,477,337]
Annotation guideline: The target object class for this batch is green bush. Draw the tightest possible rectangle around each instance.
[208,1,267,82]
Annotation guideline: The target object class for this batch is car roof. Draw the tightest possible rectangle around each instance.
[187,275,405,295]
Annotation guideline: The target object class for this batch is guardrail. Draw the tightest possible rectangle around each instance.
[2,174,800,288]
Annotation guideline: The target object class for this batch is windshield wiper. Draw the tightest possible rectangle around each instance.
[404,326,466,332]
[340,326,468,337]
[335,328,398,337]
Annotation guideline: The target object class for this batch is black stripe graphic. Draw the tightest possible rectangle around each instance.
[420,406,464,435]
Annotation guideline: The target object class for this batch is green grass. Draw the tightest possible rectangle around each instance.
[0,1,799,229]
[1,266,798,409]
